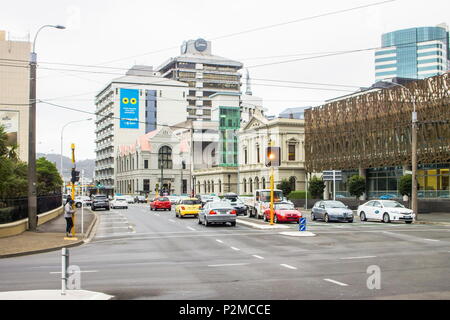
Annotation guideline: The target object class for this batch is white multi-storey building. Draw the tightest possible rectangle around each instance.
[94,66,188,195]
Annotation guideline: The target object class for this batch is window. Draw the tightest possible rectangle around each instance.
[144,160,149,169]
[288,144,296,161]
[244,148,248,164]
[158,146,173,169]
[289,176,296,191]
[243,179,247,193]
[143,179,150,192]
[256,145,260,163]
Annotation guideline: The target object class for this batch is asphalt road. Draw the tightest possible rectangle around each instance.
[1,203,450,300]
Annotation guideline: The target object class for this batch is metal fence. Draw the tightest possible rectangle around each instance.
[0,194,62,224]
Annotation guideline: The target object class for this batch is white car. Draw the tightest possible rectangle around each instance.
[110,197,128,209]
[357,200,414,224]
[123,195,135,204]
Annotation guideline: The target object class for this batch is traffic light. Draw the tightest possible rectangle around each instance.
[266,147,281,167]
[71,168,80,183]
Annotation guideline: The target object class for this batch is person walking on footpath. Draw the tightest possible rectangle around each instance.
[64,199,75,237]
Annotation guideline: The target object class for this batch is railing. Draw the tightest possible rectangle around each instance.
[0,194,63,224]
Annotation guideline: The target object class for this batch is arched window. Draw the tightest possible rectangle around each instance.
[204,181,207,193]
[158,146,172,169]
[254,177,259,190]
[249,178,253,193]
[211,180,215,193]
[218,179,222,193]
[289,176,296,192]
[243,179,247,193]
[262,177,266,189]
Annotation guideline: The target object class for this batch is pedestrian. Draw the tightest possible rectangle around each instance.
[64,199,75,237]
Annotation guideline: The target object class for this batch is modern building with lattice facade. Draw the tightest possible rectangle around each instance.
[305,73,450,201]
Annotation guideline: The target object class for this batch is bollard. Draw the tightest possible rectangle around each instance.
[61,248,69,295]
[299,217,307,231]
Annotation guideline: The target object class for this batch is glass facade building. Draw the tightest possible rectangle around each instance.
[375,25,450,81]
[218,106,240,167]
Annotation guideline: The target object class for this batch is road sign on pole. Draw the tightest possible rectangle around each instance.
[299,217,307,231]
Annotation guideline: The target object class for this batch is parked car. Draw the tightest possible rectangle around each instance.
[198,201,237,227]
[124,195,135,204]
[150,197,172,211]
[263,202,301,223]
[74,196,91,208]
[198,195,213,207]
[311,200,353,223]
[224,198,248,216]
[175,198,202,218]
[241,189,284,219]
[134,195,146,203]
[357,200,414,224]
[91,195,110,211]
[223,192,239,202]
[110,196,128,209]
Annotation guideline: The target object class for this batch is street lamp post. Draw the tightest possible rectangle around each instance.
[60,118,92,186]
[379,80,418,220]
[28,24,65,231]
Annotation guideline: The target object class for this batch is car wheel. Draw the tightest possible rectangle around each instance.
[360,212,367,222]
[383,213,391,223]
[230,221,236,227]
[348,219,353,223]
[263,214,268,222]
[204,218,209,227]
[311,212,316,221]
[198,217,202,224]
[274,215,278,224]
[76,203,82,208]
[324,213,329,223]
[405,221,412,224]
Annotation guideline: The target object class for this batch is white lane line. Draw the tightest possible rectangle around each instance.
[340,256,377,260]
[187,226,196,231]
[50,270,98,274]
[168,219,176,223]
[230,247,241,251]
[96,226,130,231]
[324,278,349,287]
[424,239,440,242]
[216,239,224,244]
[208,263,249,267]
[280,264,297,270]
[252,255,264,260]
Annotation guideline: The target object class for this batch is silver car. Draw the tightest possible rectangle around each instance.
[311,200,353,223]
[198,201,237,227]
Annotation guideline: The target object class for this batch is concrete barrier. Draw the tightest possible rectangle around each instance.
[0,206,63,238]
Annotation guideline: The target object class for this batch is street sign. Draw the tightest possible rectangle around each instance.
[404,170,413,175]
[322,170,342,181]
[299,217,307,231]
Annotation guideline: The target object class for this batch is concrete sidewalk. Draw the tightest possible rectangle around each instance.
[0,208,97,259]
[0,290,113,300]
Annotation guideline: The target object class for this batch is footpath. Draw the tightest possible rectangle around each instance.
[0,208,97,258]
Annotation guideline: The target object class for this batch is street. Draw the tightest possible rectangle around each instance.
[1,204,450,300]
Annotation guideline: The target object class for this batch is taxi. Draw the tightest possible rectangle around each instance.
[175,198,202,218]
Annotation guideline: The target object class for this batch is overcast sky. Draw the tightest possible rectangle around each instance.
[1,0,449,160]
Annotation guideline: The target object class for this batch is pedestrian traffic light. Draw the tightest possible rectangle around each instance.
[266,147,280,167]
[71,168,80,183]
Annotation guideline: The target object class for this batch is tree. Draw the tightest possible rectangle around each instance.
[276,179,292,197]
[309,176,325,199]
[348,175,366,199]
[36,157,63,196]
[399,174,412,198]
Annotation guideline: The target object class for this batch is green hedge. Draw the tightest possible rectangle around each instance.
[287,191,311,200]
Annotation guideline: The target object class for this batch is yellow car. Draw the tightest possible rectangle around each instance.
[175,198,202,218]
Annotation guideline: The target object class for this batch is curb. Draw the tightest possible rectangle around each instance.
[83,210,99,244]
[237,218,290,230]
[414,221,450,226]
[0,211,99,259]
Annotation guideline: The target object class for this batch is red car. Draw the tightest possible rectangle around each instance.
[263,202,302,223]
[150,197,172,211]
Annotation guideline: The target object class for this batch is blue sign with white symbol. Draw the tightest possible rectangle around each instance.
[300,218,306,225]
[120,88,139,129]
[299,224,307,231]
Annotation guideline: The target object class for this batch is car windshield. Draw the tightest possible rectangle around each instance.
[274,203,295,210]
[158,197,169,201]
[94,195,106,199]
[182,199,201,205]
[209,202,234,209]
[115,197,126,201]
[227,198,244,205]
[382,201,405,208]
[324,201,346,208]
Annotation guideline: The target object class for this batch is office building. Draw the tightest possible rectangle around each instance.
[94,66,188,195]
[157,38,243,121]
[0,30,30,161]
[375,23,450,81]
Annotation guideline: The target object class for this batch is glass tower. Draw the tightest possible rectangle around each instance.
[375,24,449,81]
[218,106,240,167]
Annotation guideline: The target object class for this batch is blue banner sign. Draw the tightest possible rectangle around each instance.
[120,88,139,129]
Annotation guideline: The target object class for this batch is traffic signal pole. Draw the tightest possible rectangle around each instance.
[71,144,76,238]
[270,167,274,225]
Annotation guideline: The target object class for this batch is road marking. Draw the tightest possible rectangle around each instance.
[280,264,297,270]
[230,247,241,251]
[187,226,196,231]
[324,278,349,286]
[424,239,440,242]
[252,255,264,260]
[96,226,131,231]
[216,239,224,244]
[340,256,377,260]
[208,263,249,267]
[168,219,176,223]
